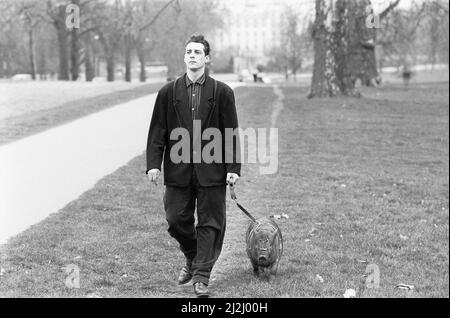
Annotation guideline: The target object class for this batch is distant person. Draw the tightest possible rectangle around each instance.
[252,69,258,83]
[145,34,241,298]
[402,67,412,86]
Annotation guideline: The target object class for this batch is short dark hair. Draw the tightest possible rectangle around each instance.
[185,34,211,56]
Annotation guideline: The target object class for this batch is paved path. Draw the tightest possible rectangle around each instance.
[0,82,243,244]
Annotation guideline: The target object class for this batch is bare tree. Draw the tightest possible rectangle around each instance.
[268,14,311,82]
[94,0,127,82]
[424,0,449,69]
[154,0,223,78]
[120,0,179,82]
[41,0,71,80]
[132,0,180,82]
[378,1,427,70]
[309,0,401,98]
[0,0,19,77]
[283,10,307,81]
[17,0,46,80]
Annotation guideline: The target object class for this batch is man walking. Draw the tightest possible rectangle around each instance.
[146,35,241,298]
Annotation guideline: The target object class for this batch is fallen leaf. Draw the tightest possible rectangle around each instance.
[308,228,317,237]
[395,283,414,291]
[86,292,103,298]
[316,274,324,283]
[343,289,356,298]
[305,239,311,242]
[74,256,82,260]
[357,259,368,264]
[399,234,408,240]
[0,268,5,276]
[271,214,290,220]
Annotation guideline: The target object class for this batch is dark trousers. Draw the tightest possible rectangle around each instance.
[163,170,226,285]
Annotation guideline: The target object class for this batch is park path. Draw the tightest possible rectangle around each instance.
[208,85,285,291]
[0,82,244,244]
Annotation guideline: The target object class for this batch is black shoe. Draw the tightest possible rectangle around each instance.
[178,266,192,285]
[193,282,210,298]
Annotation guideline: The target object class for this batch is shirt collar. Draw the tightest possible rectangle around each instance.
[185,72,206,87]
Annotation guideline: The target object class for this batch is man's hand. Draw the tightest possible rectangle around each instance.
[226,173,240,187]
[147,169,161,186]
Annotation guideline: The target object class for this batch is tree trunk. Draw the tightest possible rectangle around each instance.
[309,0,391,98]
[309,0,339,98]
[28,28,36,80]
[347,0,378,87]
[106,54,115,82]
[84,35,95,82]
[359,0,400,85]
[429,9,439,70]
[0,59,4,78]
[137,47,147,82]
[124,35,132,82]
[69,0,81,81]
[70,28,80,81]
[55,5,70,81]
[333,0,360,95]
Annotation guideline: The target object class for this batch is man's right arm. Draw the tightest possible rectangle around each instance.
[146,88,168,175]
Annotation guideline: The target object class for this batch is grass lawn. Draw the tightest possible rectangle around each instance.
[0,80,157,119]
[0,82,448,298]
[0,82,164,146]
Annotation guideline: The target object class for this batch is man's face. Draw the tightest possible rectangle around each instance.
[184,42,210,71]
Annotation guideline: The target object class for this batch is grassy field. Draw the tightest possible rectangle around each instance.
[0,80,157,119]
[0,82,163,146]
[0,82,448,298]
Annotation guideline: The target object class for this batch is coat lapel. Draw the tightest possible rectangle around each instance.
[198,75,215,128]
[174,75,192,133]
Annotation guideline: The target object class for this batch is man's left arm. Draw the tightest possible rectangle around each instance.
[221,86,241,183]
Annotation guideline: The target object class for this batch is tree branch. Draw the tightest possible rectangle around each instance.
[138,0,177,32]
[379,0,401,20]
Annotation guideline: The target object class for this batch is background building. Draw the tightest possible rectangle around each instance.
[211,0,304,73]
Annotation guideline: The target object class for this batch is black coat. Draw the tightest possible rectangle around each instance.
[146,74,241,187]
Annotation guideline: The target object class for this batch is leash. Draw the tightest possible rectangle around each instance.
[229,184,257,222]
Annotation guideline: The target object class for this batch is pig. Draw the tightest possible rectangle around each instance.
[245,217,283,278]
